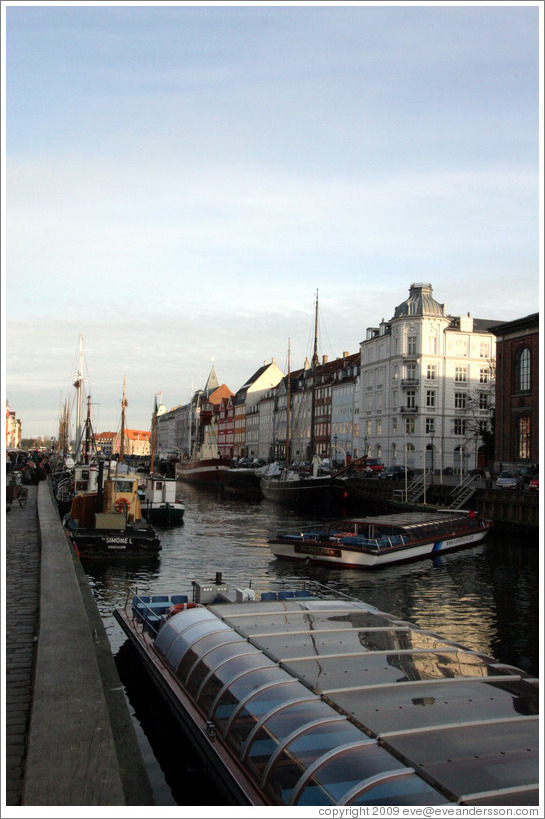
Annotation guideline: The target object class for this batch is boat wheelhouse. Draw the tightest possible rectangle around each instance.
[114,577,538,806]
[269,510,493,568]
[140,475,185,527]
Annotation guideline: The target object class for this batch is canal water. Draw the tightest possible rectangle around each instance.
[82,483,540,807]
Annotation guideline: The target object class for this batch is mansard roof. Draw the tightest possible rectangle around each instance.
[393,283,446,319]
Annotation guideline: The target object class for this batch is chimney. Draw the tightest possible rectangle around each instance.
[343,351,349,358]
[322,355,328,364]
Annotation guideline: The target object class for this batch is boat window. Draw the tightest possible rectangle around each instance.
[264,718,368,805]
[163,621,231,670]
[251,627,453,660]
[114,480,134,492]
[285,649,495,693]
[221,608,398,637]
[347,773,450,805]
[330,678,535,737]
[292,742,413,806]
[229,687,317,755]
[177,632,246,685]
[385,718,539,799]
[213,667,294,730]
[185,640,253,694]
[197,653,274,716]
[245,699,343,784]
[155,608,218,656]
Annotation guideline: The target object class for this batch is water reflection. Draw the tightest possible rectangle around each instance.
[82,483,539,805]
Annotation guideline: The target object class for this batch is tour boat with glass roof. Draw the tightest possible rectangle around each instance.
[114,575,538,806]
[268,510,493,568]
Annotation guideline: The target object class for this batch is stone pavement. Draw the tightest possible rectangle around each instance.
[5,484,40,806]
[4,481,153,807]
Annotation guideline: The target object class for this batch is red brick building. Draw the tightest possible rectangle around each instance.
[490,313,539,471]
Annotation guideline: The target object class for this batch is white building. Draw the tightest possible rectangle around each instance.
[359,283,497,476]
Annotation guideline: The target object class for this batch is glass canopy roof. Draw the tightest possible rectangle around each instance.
[154,597,538,806]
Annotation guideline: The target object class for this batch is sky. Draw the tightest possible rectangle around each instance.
[2,1,542,440]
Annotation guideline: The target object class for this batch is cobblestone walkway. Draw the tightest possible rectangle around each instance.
[5,485,40,806]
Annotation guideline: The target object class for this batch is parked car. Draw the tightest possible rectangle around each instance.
[495,470,524,490]
[356,458,384,475]
[378,465,415,481]
[529,478,539,492]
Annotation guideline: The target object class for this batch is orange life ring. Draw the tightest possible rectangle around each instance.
[167,602,198,617]
[115,498,129,513]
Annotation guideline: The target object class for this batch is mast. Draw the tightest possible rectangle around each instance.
[150,394,158,474]
[285,339,291,467]
[73,334,85,462]
[309,290,319,461]
[84,395,93,464]
[120,376,127,463]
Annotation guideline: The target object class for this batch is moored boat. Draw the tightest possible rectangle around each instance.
[177,456,230,486]
[140,474,185,527]
[63,461,161,557]
[269,509,493,568]
[114,574,539,806]
[222,464,263,498]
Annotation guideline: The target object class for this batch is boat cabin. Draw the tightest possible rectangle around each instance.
[144,475,177,506]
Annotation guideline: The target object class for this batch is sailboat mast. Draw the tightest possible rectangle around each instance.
[286,339,291,467]
[120,376,126,463]
[309,290,319,461]
[84,395,93,464]
[73,334,85,462]
[150,395,157,474]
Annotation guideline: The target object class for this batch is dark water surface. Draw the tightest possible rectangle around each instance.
[83,483,540,806]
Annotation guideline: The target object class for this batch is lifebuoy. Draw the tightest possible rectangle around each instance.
[167,602,198,617]
[115,498,129,513]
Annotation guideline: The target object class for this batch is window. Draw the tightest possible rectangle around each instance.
[427,335,437,354]
[454,392,466,410]
[516,348,531,392]
[479,368,489,384]
[456,340,467,356]
[455,366,467,382]
[480,341,489,358]
[479,393,489,410]
[426,364,437,380]
[392,418,397,433]
[407,335,417,356]
[454,419,467,436]
[406,390,416,409]
[517,416,530,459]
[376,419,382,436]
[425,417,435,434]
[426,390,436,408]
[405,418,415,435]
[405,363,416,380]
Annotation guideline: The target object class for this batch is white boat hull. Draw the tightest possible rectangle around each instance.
[270,528,490,568]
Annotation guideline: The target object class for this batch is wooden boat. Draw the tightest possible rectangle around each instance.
[177,456,230,486]
[269,510,493,569]
[222,465,263,498]
[261,467,340,507]
[64,461,161,557]
[140,474,185,526]
[114,575,539,806]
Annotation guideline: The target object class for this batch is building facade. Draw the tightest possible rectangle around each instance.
[489,313,539,472]
[359,283,497,475]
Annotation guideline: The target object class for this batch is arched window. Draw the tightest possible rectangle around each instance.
[516,348,531,392]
